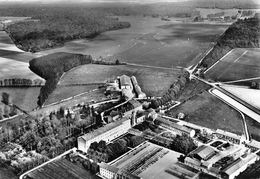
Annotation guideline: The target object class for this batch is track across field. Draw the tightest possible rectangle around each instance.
[205,48,260,82]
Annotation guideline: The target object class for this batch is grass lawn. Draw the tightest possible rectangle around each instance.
[44,16,229,68]
[25,158,100,179]
[60,64,182,97]
[205,48,260,82]
[44,85,103,106]
[167,91,244,135]
[0,87,40,111]
[0,162,18,179]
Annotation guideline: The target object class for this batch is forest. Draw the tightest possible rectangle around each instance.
[200,16,260,68]
[0,0,258,52]
[29,52,92,107]
[0,102,101,174]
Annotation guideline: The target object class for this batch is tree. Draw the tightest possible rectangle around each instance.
[0,108,3,120]
[3,105,9,118]
[171,134,197,155]
[2,92,10,105]
[115,59,120,65]
[21,131,38,151]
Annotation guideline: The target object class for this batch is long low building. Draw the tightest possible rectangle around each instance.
[78,118,131,152]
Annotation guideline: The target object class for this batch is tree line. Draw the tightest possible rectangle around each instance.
[0,78,44,87]
[199,17,260,69]
[29,52,92,107]
[150,71,190,109]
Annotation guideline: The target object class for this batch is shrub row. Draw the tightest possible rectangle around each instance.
[150,71,190,109]
[0,78,44,87]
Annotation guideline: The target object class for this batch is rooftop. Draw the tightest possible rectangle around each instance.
[216,129,241,141]
[79,117,129,141]
[108,142,182,179]
[189,145,216,160]
[120,75,132,87]
[221,153,258,175]
[128,99,142,109]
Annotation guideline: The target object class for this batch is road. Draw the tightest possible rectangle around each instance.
[209,88,251,141]
[126,63,182,71]
[190,73,259,142]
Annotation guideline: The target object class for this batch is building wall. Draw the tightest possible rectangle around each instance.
[100,168,116,179]
[78,120,131,152]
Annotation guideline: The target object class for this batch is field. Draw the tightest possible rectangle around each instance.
[44,16,229,68]
[205,48,260,82]
[0,30,44,80]
[59,64,182,97]
[44,85,104,106]
[0,162,18,179]
[25,158,100,179]
[167,91,244,135]
[0,87,40,111]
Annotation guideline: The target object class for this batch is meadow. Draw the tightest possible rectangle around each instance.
[0,30,44,81]
[167,91,244,135]
[0,87,40,111]
[44,85,103,106]
[44,16,229,68]
[59,64,182,97]
[205,48,260,82]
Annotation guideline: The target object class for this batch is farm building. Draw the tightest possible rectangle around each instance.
[120,75,135,99]
[120,75,133,90]
[77,117,131,152]
[131,76,146,99]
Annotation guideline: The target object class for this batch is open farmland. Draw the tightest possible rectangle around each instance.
[44,85,104,106]
[167,91,244,135]
[205,48,260,82]
[24,158,100,179]
[0,30,44,81]
[0,87,40,111]
[44,16,229,68]
[0,163,18,179]
[59,64,182,97]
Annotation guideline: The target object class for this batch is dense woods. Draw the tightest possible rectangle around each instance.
[0,0,258,51]
[200,16,260,68]
[1,5,131,52]
[29,52,92,107]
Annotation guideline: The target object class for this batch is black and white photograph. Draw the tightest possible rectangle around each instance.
[0,0,259,178]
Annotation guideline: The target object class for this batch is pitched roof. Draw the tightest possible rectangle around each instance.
[190,145,216,160]
[120,75,132,87]
[128,99,142,108]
